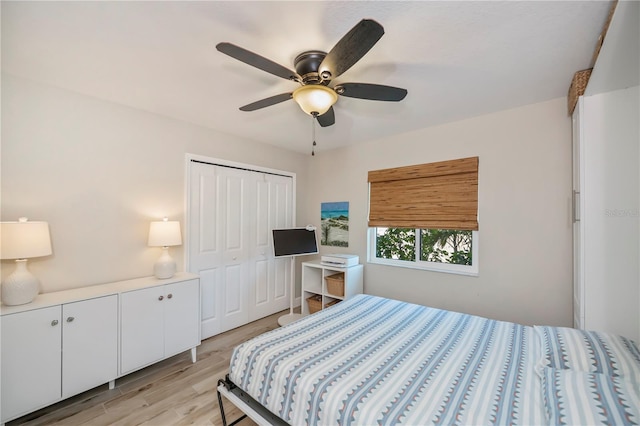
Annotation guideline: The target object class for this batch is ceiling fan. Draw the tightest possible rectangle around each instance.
[216,19,408,127]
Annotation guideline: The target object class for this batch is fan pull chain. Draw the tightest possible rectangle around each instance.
[311,113,317,156]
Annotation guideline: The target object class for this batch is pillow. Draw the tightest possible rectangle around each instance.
[541,367,640,426]
[534,325,640,382]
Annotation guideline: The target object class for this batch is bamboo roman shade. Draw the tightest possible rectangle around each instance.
[368,157,479,230]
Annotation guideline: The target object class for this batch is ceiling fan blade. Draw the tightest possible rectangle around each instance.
[316,107,335,127]
[336,83,407,101]
[217,42,300,82]
[318,19,385,81]
[239,93,293,111]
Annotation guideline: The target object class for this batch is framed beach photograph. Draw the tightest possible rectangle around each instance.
[320,201,349,247]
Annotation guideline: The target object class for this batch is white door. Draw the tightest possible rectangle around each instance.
[220,166,252,333]
[1,306,62,422]
[62,295,118,398]
[190,163,250,337]
[188,159,294,339]
[189,162,221,338]
[188,162,251,337]
[249,173,293,321]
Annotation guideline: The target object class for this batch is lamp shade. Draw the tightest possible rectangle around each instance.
[148,219,182,247]
[292,85,338,116]
[0,218,52,260]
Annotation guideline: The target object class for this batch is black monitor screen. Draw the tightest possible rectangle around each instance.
[272,228,318,257]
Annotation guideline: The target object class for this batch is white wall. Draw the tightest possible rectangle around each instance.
[1,74,310,292]
[306,98,573,327]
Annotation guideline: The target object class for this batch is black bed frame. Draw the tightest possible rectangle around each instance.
[217,375,289,426]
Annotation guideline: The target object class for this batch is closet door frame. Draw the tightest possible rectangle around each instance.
[184,154,296,338]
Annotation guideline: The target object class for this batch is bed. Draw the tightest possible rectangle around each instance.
[217,294,640,425]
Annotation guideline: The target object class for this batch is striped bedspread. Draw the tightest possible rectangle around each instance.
[229,294,546,425]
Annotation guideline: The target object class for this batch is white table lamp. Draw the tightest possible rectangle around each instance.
[148,217,182,279]
[1,217,52,305]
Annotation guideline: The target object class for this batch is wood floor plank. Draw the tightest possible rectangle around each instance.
[17,403,107,426]
[48,403,110,426]
[173,393,220,426]
[138,409,183,426]
[112,386,198,426]
[116,352,194,395]
[7,309,286,426]
[6,388,120,426]
[93,395,151,425]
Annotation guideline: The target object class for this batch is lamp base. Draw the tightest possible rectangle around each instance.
[154,247,176,279]
[1,259,40,306]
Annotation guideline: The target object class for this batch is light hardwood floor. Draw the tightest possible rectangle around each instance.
[7,310,288,426]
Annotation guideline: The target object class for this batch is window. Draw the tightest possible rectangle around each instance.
[367,157,479,275]
[369,227,478,275]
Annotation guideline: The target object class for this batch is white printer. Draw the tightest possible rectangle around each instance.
[320,254,359,267]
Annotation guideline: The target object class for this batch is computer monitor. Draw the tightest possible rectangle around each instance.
[272,227,318,257]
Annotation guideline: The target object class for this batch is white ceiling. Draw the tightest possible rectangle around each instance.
[1,1,613,154]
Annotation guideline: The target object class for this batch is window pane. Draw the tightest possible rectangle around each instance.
[375,227,416,261]
[419,229,472,265]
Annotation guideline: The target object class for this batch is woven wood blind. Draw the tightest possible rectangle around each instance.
[368,157,479,230]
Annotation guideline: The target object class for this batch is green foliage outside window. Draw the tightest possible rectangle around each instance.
[375,228,472,265]
[375,228,416,260]
[420,229,472,265]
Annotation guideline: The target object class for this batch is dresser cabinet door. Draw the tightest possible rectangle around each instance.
[62,295,118,398]
[164,279,200,357]
[1,306,62,421]
[120,286,165,375]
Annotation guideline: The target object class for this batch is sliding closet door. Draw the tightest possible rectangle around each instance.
[188,159,294,339]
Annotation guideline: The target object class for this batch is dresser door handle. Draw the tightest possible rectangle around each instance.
[51,320,59,326]
[167,294,173,299]
[66,316,75,323]
[158,295,164,301]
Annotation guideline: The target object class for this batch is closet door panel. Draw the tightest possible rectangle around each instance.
[271,176,294,308]
[250,174,293,319]
[189,163,224,338]
[249,176,276,320]
[219,167,250,333]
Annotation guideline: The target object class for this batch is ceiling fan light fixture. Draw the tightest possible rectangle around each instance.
[292,85,338,116]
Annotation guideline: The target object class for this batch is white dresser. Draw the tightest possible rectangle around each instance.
[0,273,200,423]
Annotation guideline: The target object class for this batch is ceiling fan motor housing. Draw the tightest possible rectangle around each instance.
[294,51,328,85]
